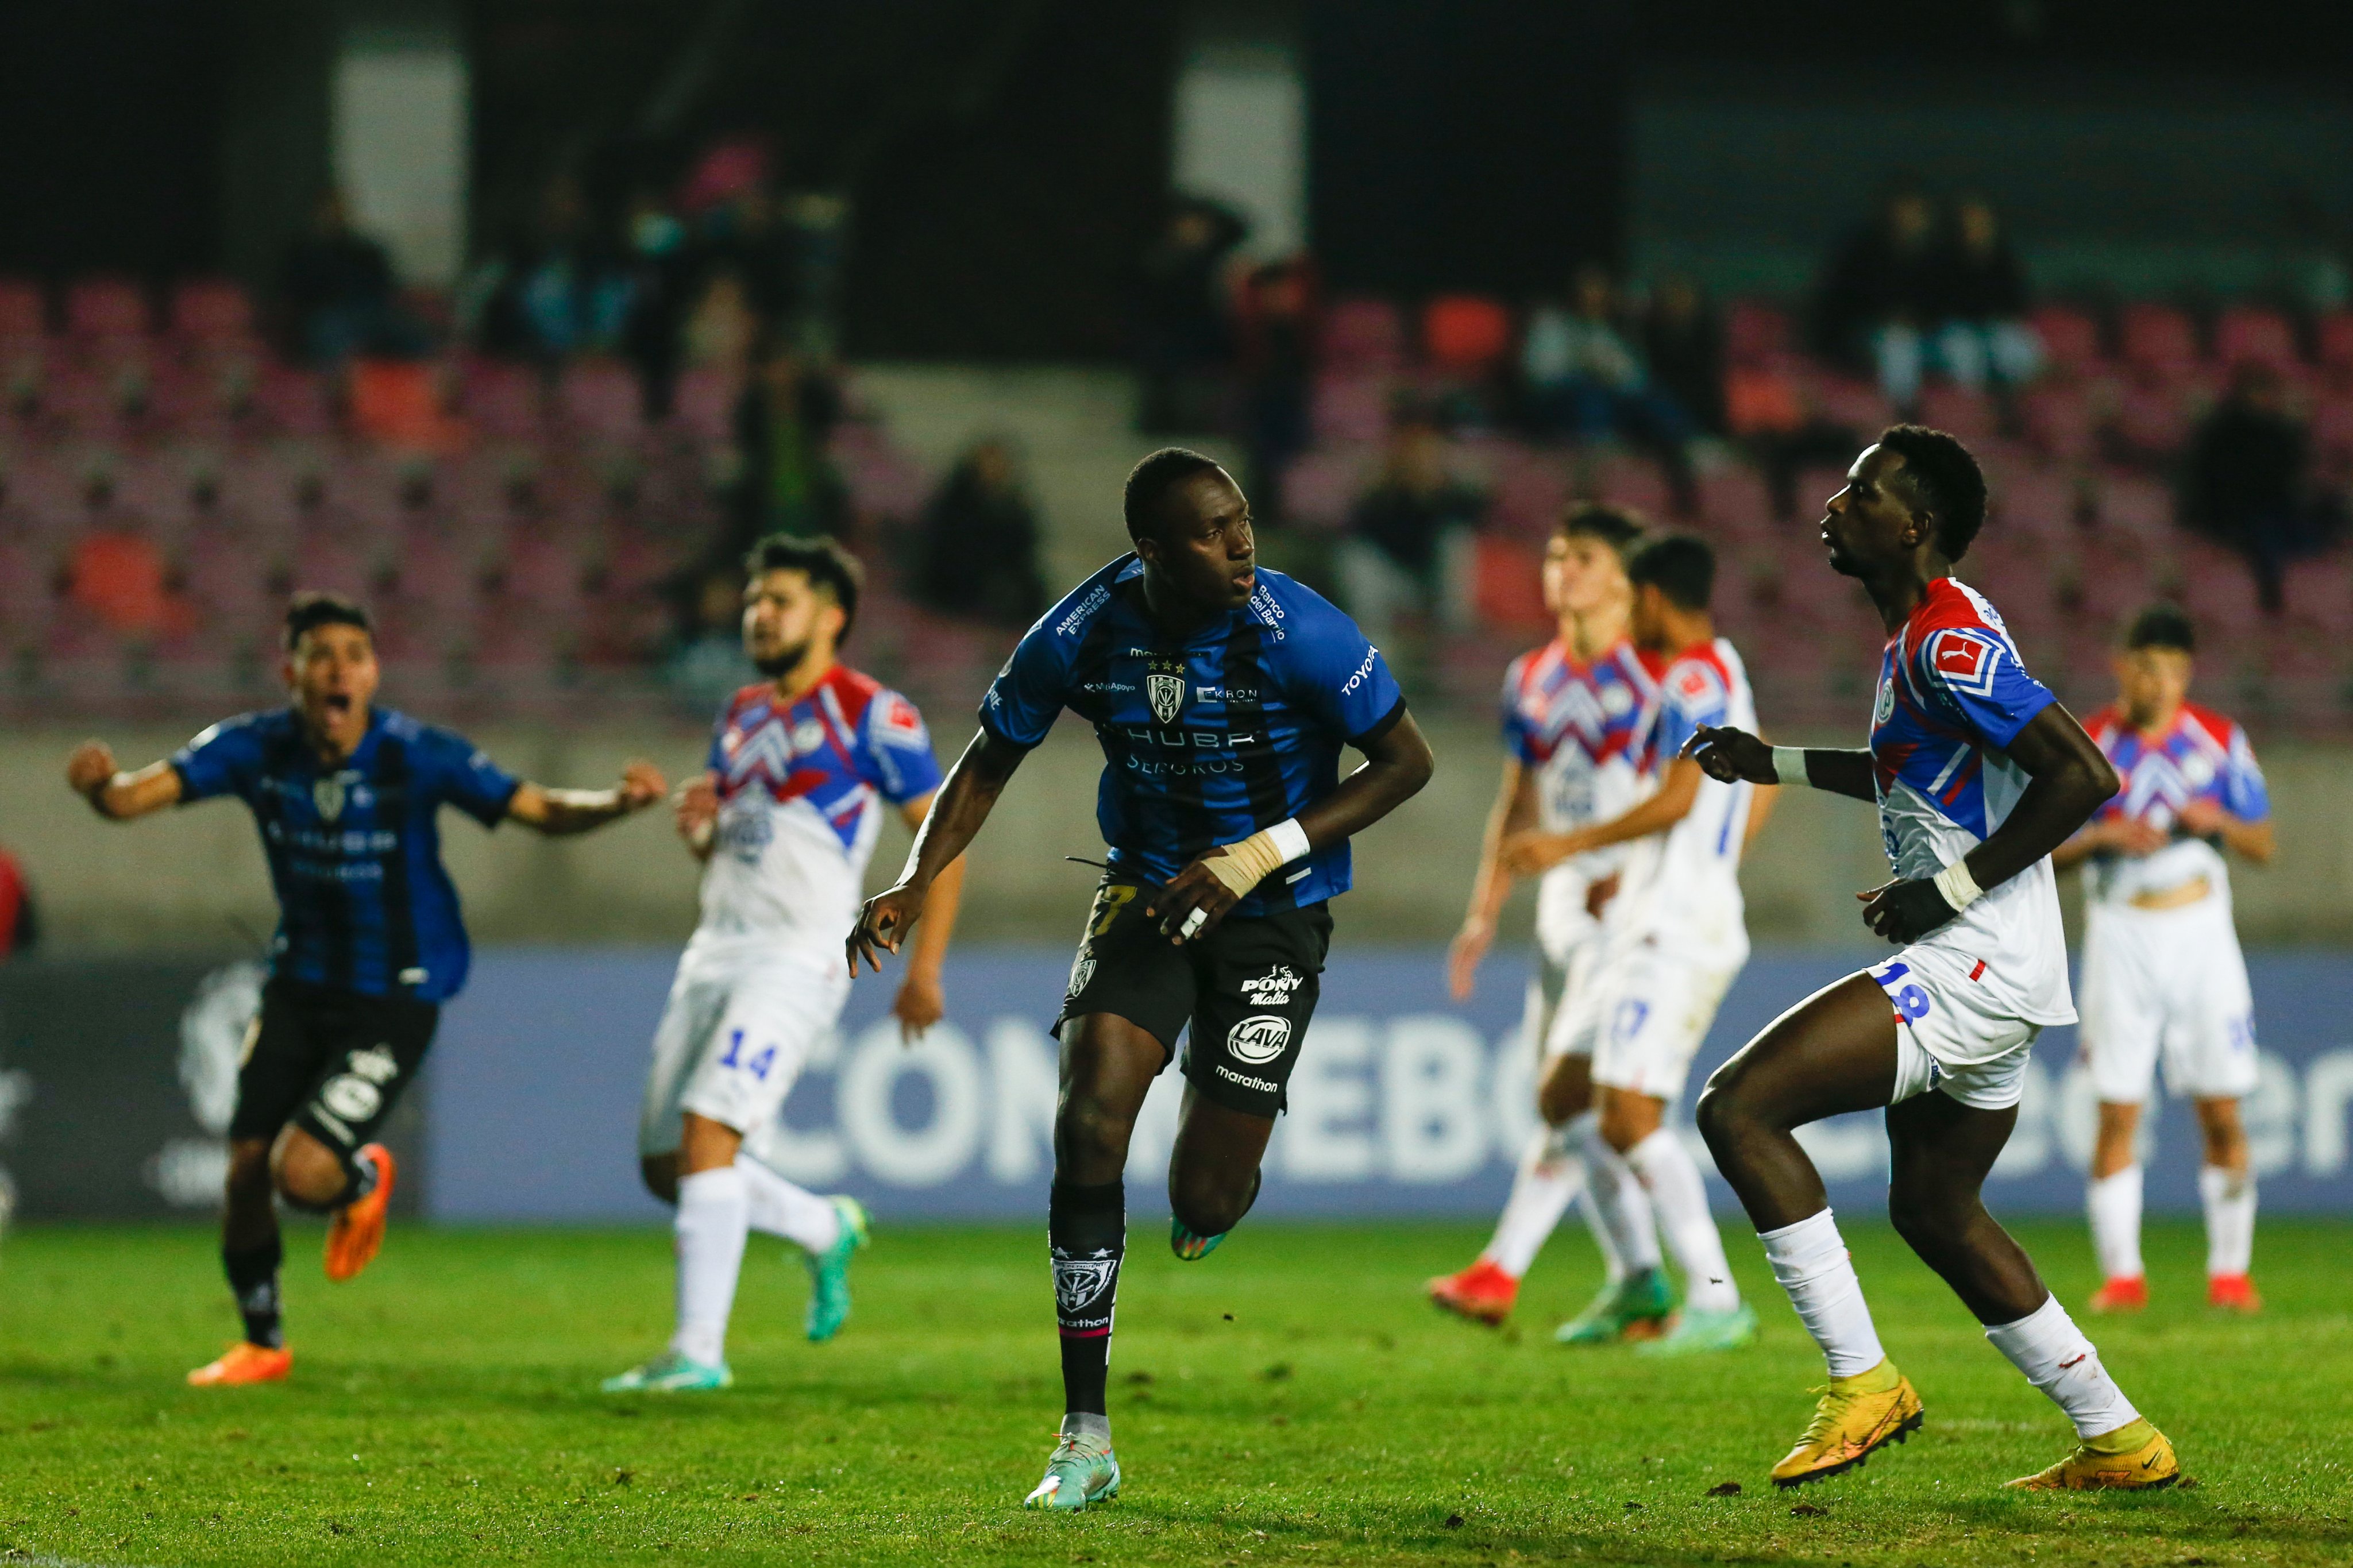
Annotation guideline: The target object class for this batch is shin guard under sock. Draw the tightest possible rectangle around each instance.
[1050,1179,1125,1420]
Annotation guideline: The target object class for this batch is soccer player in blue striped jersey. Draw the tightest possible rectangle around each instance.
[848,449,1434,1511]
[66,592,665,1387]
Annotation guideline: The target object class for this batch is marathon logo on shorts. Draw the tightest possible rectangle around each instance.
[1226,1014,1291,1065]
[1214,1063,1280,1095]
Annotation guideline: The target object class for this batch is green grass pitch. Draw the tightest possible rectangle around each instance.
[3,1218,2349,1566]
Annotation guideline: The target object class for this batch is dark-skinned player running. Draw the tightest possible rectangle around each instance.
[1680,426,2178,1493]
[846,449,1432,1512]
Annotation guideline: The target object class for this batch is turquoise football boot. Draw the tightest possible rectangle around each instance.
[804,1195,869,1343]
[600,1349,733,1392]
[1637,1301,1759,1356]
[1170,1216,1226,1261]
[1554,1265,1677,1345]
[1023,1431,1121,1511]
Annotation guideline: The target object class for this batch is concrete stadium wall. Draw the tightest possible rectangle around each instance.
[7,717,2353,952]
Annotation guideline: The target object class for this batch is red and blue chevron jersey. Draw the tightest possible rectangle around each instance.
[1868,576,2073,1026]
[2081,700,2268,907]
[1500,635,1658,949]
[695,663,942,957]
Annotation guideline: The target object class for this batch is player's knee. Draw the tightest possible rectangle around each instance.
[640,1155,680,1205]
[1168,1165,1252,1237]
[1693,1080,1743,1156]
[1055,1095,1135,1174]
[270,1131,351,1211]
[1537,1065,1590,1127]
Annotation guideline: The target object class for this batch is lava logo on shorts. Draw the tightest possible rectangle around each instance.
[1240,964,1303,1007]
[1148,672,1186,725]
[1226,1014,1293,1065]
[1054,1253,1118,1313]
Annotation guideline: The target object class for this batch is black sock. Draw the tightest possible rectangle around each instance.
[224,1238,284,1350]
[344,1146,379,1206]
[1050,1179,1125,1420]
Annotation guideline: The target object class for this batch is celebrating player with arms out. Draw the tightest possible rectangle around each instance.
[1427,505,1668,1331]
[605,536,966,1393]
[1498,533,1773,1355]
[848,449,1433,1512]
[1686,427,2176,1491]
[2055,605,2273,1316]
[66,592,664,1387]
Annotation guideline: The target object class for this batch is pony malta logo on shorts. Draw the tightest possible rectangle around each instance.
[1227,1014,1293,1065]
[1240,964,1304,1006]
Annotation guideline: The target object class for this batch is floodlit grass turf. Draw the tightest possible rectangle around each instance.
[2,1221,2350,1566]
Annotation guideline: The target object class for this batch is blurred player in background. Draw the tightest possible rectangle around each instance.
[848,450,1432,1512]
[604,536,966,1393]
[66,592,664,1387]
[1687,427,2175,1491]
[2055,604,2273,1315]
[1427,505,1666,1331]
[1500,534,1772,1354]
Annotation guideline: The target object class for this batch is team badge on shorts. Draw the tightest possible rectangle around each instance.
[1226,1014,1292,1065]
[1148,672,1186,724]
[1067,951,1097,999]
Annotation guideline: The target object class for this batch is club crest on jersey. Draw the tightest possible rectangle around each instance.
[1148,673,1186,724]
[1226,1014,1293,1065]
[1054,1253,1118,1313]
[1874,679,1896,726]
[313,771,354,822]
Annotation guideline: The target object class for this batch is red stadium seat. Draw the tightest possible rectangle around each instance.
[169,280,255,341]
[65,277,151,338]
[0,278,46,339]
[1310,372,1394,445]
[1723,300,1791,365]
[2028,305,2102,374]
[1471,533,1548,631]
[2214,306,2300,373]
[1422,295,1512,374]
[2318,312,2353,377]
[2119,303,2198,379]
[1318,297,1405,373]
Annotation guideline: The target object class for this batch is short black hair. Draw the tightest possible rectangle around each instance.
[2124,603,2196,654]
[1875,424,1988,560]
[1556,501,1646,558]
[283,590,372,651]
[1626,532,1715,611]
[745,533,864,643]
[1123,447,1225,541]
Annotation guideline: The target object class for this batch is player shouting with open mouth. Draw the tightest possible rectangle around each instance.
[847,449,1432,1511]
[1684,426,2178,1492]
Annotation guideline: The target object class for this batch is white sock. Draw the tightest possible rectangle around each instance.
[670,1166,750,1367]
[2200,1164,2255,1278]
[1985,1293,2142,1439]
[1575,1188,1627,1285]
[1759,1208,1885,1378]
[738,1155,843,1255]
[1572,1112,1661,1276]
[1482,1125,1584,1279]
[1626,1127,1740,1313]
[2086,1165,2144,1282]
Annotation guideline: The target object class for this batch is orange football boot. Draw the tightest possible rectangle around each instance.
[1427,1258,1520,1325]
[2086,1276,2147,1314]
[2207,1273,2262,1312]
[188,1342,292,1387]
[324,1144,396,1283]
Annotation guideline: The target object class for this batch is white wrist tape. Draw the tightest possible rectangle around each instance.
[1770,746,1810,788]
[1203,818,1309,898]
[1932,858,1985,912]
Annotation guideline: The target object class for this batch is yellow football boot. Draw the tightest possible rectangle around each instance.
[1770,1358,1924,1488]
[2005,1418,2178,1491]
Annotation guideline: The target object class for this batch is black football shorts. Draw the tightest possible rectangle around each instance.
[1054,875,1333,1118]
[230,977,439,1158]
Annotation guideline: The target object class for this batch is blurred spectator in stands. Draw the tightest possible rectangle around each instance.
[1237,260,1317,518]
[0,843,35,960]
[913,439,1047,629]
[1522,266,1696,507]
[1338,416,1484,648]
[280,188,422,364]
[699,184,801,330]
[730,333,847,554]
[68,472,189,639]
[1642,274,1725,436]
[1136,196,1246,432]
[1816,180,1944,411]
[1929,196,2042,395]
[682,269,761,373]
[666,569,758,713]
[620,186,692,420]
[505,177,634,365]
[2182,362,2346,613]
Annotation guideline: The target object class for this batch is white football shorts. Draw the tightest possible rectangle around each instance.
[1870,948,2039,1111]
[2078,899,2258,1104]
[637,945,850,1158]
[1523,928,1607,1064]
[1587,941,1739,1106]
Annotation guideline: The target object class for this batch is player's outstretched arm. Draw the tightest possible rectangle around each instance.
[1150,708,1435,944]
[1685,725,1877,802]
[65,741,184,821]
[1499,756,1705,875]
[1857,703,2118,944]
[2175,797,2275,864]
[848,729,1026,977]
[1448,758,1534,1001]
[887,790,969,1040]
[506,759,666,836]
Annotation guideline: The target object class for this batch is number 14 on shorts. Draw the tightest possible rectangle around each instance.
[718,1029,780,1080]
[1870,959,1934,1022]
